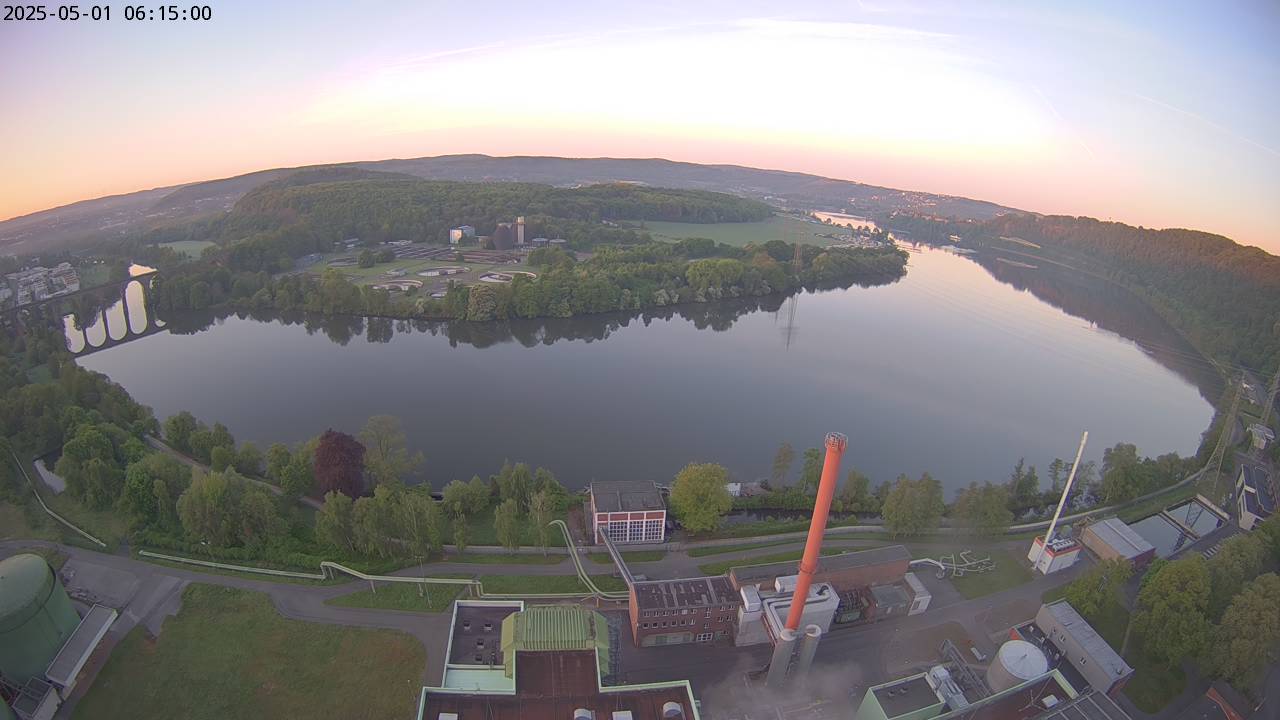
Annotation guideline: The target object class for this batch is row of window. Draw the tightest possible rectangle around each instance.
[601,519,664,543]
[640,605,733,618]
[640,620,720,631]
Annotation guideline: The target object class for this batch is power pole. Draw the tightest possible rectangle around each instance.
[1201,373,1243,499]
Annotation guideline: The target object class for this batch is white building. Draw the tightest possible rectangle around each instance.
[1248,423,1275,451]
[1026,536,1081,575]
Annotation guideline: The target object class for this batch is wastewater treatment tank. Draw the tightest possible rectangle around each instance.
[986,639,1048,692]
[0,554,80,684]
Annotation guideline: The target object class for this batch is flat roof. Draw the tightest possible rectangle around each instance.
[1240,465,1274,515]
[450,604,517,666]
[45,604,117,687]
[1040,601,1132,682]
[634,576,738,611]
[873,674,943,718]
[1036,691,1132,720]
[731,544,911,583]
[590,481,664,512]
[504,605,606,652]
[1085,518,1154,559]
[422,650,698,720]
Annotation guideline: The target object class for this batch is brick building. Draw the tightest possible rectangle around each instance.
[588,480,666,544]
[629,576,740,647]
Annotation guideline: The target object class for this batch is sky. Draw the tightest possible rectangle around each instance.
[1,0,1277,251]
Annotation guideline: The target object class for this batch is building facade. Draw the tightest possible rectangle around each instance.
[588,480,665,544]
[629,576,740,647]
[1236,463,1274,531]
[1079,518,1155,569]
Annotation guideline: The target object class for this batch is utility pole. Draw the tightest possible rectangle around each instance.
[1201,373,1243,498]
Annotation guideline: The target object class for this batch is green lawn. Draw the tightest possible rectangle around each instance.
[687,540,798,557]
[1123,631,1186,713]
[634,215,842,247]
[0,501,60,542]
[697,547,844,577]
[326,580,469,613]
[948,550,1033,599]
[159,240,217,258]
[41,487,130,550]
[444,552,563,565]
[478,573,627,595]
[73,585,425,720]
[451,505,569,548]
[587,550,666,564]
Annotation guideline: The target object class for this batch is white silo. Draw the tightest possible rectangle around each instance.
[986,640,1048,692]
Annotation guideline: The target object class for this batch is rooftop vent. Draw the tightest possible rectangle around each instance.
[612,713,634,720]
[573,709,594,720]
[662,701,685,718]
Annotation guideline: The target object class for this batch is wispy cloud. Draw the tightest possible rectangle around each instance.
[1135,93,1279,158]
[1031,85,1096,160]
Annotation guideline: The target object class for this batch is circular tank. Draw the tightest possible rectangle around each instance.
[986,639,1048,692]
[0,554,80,684]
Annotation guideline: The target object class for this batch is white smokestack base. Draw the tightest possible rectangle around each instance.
[793,624,823,682]
[765,628,799,689]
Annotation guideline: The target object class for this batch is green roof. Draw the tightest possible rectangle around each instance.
[500,605,610,679]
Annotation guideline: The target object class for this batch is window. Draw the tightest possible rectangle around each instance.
[628,520,645,543]
[643,519,664,542]
[696,633,713,642]
[606,521,628,543]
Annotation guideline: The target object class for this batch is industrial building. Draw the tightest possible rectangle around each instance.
[1033,601,1134,695]
[1236,463,1275,531]
[4,263,80,307]
[420,600,700,720]
[448,225,476,245]
[629,576,739,646]
[728,544,910,592]
[1026,536,1081,575]
[588,481,666,545]
[0,554,117,720]
[1247,423,1275,451]
[1079,518,1155,569]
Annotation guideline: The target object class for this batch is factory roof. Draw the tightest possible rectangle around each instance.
[590,480,665,512]
[1240,465,1274,517]
[1085,518,1154,560]
[421,650,700,720]
[730,544,910,584]
[871,674,944,718]
[502,605,607,653]
[1038,601,1132,684]
[45,604,117,688]
[633,576,739,611]
[1035,691,1132,720]
[449,604,517,666]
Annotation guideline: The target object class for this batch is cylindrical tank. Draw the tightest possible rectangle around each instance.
[0,699,15,720]
[986,640,1049,692]
[0,554,80,684]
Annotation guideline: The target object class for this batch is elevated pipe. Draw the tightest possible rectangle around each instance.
[784,432,847,631]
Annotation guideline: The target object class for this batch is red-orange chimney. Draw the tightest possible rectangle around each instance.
[784,432,847,631]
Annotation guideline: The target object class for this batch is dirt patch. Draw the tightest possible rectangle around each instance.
[980,597,1040,635]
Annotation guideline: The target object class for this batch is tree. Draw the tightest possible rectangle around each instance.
[797,447,822,494]
[442,479,471,516]
[771,442,795,485]
[358,415,423,488]
[1207,573,1280,690]
[316,490,355,553]
[952,481,1013,535]
[120,453,190,526]
[177,470,238,546]
[164,411,198,453]
[313,429,366,498]
[238,487,285,547]
[1006,458,1041,511]
[358,249,376,268]
[210,445,235,472]
[1064,558,1132,619]
[235,442,263,476]
[530,490,554,555]
[1257,513,1280,563]
[187,427,216,464]
[399,490,442,558]
[266,443,291,483]
[352,486,398,557]
[55,424,122,509]
[669,463,733,534]
[495,499,523,552]
[280,456,313,500]
[1100,443,1145,504]
[498,462,532,510]
[465,475,491,515]
[452,516,470,555]
[881,473,945,537]
[839,469,875,513]
[1133,556,1212,668]
[533,467,568,508]
[1207,534,1266,620]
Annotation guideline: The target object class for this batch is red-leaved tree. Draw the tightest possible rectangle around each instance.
[313,429,366,498]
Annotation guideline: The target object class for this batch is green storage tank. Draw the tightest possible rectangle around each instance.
[0,554,80,684]
[0,699,14,720]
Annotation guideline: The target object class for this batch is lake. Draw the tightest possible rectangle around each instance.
[75,244,1215,497]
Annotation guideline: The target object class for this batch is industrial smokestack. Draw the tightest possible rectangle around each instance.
[765,627,798,689]
[792,624,822,682]
[784,432,847,631]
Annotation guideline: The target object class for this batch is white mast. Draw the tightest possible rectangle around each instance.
[1033,431,1088,569]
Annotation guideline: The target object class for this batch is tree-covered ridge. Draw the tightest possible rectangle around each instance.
[231,179,773,246]
[980,214,1280,375]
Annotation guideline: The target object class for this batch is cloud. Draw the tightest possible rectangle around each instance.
[1134,93,1279,158]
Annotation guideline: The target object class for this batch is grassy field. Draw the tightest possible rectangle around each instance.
[159,240,217,258]
[687,540,799,557]
[326,580,470,613]
[478,573,628,595]
[635,215,843,247]
[696,547,845,576]
[0,501,60,542]
[948,549,1033,599]
[73,585,425,720]
[587,550,666,564]
[42,489,131,550]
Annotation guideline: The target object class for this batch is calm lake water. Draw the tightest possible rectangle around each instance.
[76,244,1215,497]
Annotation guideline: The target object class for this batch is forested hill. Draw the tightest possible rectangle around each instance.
[232,179,773,245]
[978,214,1280,377]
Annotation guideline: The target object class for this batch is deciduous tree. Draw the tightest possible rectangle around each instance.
[1133,556,1212,668]
[952,481,1013,535]
[530,490,553,555]
[1207,573,1280,690]
[882,473,945,537]
[1064,558,1132,619]
[771,442,795,485]
[313,429,366,498]
[495,499,523,552]
[358,415,423,488]
[1207,534,1266,620]
[316,490,355,553]
[670,463,733,533]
